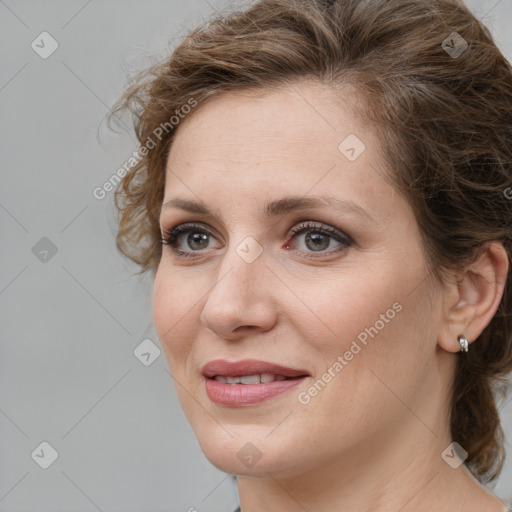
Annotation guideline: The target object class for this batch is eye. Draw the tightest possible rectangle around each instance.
[285,221,353,259]
[160,222,221,259]
[160,221,353,260]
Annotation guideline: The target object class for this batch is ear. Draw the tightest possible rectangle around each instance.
[438,241,509,353]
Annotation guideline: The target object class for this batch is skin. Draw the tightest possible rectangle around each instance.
[152,81,509,512]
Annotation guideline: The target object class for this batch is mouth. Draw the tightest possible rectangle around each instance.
[201,359,310,406]
[211,373,302,384]
[201,358,310,379]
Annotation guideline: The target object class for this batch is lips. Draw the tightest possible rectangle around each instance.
[202,359,310,406]
[201,359,310,379]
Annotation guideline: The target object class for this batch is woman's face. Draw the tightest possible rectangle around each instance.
[153,82,449,478]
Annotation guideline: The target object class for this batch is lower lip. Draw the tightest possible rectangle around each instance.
[205,376,307,406]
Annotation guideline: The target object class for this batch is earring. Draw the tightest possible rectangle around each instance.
[458,335,469,352]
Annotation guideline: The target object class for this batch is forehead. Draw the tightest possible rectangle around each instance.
[162,81,396,223]
[169,82,365,160]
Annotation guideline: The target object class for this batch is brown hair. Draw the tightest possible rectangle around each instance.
[109,0,512,484]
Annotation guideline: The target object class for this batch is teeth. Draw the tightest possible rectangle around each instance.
[213,373,290,384]
[240,374,260,384]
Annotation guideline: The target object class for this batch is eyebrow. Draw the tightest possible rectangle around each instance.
[160,195,377,224]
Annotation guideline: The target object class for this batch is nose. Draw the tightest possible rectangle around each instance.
[200,241,278,339]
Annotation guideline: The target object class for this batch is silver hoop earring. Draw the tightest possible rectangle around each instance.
[458,335,469,352]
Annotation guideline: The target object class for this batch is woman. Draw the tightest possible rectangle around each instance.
[110,0,512,509]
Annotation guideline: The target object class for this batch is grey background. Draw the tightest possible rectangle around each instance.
[0,0,511,510]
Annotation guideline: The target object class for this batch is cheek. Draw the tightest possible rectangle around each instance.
[290,256,433,394]
[152,265,200,368]
[302,270,435,417]
[283,262,404,356]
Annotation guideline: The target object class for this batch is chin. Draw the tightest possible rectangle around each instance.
[194,424,265,472]
[192,424,309,478]
[202,447,293,478]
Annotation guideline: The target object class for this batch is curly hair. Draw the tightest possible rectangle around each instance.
[108,0,512,484]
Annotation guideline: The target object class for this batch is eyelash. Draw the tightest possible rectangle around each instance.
[160,221,353,260]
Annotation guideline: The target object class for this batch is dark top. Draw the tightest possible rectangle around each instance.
[233,502,512,511]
